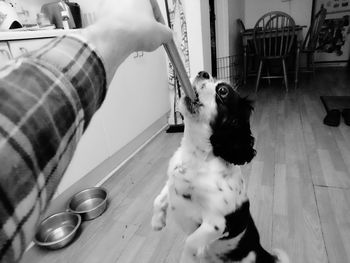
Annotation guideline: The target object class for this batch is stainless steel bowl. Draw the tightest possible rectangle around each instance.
[67,187,108,221]
[34,212,81,249]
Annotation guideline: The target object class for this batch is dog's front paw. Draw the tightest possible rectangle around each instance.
[151,192,168,231]
[151,211,166,231]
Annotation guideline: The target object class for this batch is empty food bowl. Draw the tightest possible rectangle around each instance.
[67,187,108,221]
[34,212,81,249]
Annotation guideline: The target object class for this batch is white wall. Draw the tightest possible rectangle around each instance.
[243,0,313,67]
[215,0,245,58]
[214,0,313,58]
[184,0,212,76]
[200,0,211,74]
[215,0,230,58]
[58,48,170,193]
[228,0,245,56]
[244,0,313,29]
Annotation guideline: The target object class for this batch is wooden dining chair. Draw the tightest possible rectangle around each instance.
[301,6,327,75]
[253,11,296,92]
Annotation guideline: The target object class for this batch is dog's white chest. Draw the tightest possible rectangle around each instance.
[166,148,248,231]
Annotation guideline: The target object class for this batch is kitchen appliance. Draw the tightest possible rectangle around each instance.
[65,0,81,28]
[0,1,22,30]
[41,1,77,29]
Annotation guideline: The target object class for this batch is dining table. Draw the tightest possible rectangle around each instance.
[241,25,306,88]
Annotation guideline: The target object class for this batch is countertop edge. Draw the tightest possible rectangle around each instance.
[0,29,81,41]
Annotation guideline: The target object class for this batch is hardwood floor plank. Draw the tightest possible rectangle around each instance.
[317,149,350,188]
[272,94,327,262]
[115,235,146,263]
[315,186,350,262]
[247,160,273,249]
[273,162,327,263]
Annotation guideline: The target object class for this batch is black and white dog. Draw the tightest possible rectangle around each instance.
[151,71,289,263]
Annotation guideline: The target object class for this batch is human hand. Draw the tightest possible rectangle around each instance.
[96,0,172,52]
[80,0,173,84]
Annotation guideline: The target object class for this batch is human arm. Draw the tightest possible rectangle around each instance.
[0,0,172,262]
[0,35,106,263]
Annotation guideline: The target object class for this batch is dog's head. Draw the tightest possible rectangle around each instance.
[179,71,256,165]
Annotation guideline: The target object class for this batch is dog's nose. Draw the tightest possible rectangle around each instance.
[197,71,210,79]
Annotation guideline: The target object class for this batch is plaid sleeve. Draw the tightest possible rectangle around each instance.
[0,35,107,263]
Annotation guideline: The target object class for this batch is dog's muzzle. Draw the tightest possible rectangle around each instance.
[183,71,211,114]
[197,71,210,80]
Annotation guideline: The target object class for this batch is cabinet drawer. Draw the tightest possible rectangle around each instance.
[8,38,53,58]
[0,42,12,67]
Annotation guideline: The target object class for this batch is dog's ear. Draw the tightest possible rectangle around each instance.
[210,96,256,165]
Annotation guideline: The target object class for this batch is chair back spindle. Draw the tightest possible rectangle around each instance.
[237,19,246,34]
[253,11,296,59]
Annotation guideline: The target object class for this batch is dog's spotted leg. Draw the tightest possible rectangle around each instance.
[151,182,169,231]
[180,215,226,263]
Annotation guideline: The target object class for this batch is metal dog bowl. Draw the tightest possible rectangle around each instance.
[67,187,107,221]
[34,212,81,249]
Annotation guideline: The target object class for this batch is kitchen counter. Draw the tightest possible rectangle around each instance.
[0,29,80,41]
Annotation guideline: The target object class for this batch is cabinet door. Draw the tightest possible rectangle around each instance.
[0,42,12,68]
[8,38,53,58]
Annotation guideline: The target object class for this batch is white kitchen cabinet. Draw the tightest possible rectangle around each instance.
[8,38,53,57]
[0,42,12,67]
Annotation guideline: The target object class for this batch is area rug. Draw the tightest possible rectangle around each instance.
[320,96,350,112]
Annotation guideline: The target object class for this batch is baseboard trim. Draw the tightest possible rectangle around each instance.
[315,61,348,67]
[42,113,168,218]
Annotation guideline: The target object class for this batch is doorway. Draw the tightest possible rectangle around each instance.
[209,0,217,77]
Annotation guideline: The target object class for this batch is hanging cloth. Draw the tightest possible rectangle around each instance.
[166,0,190,128]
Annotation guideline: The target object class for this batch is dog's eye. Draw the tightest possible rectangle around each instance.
[217,86,229,98]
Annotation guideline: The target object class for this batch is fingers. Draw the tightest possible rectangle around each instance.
[155,22,173,44]
[149,0,172,45]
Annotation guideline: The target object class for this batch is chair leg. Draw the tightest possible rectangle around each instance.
[282,58,288,92]
[306,53,310,70]
[255,60,263,93]
[311,52,315,77]
[266,63,271,86]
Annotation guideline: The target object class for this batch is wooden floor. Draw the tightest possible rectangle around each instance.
[23,68,350,263]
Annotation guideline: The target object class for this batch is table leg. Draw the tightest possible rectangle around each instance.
[243,45,247,85]
[295,42,300,89]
